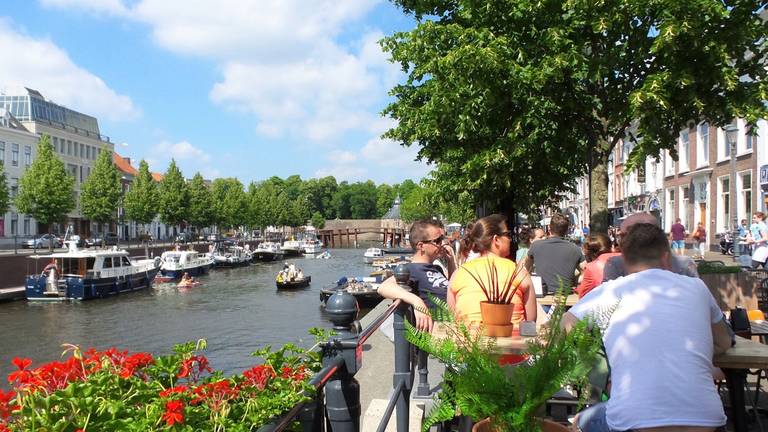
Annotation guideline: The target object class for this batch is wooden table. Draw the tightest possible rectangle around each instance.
[537,294,579,307]
[750,320,768,337]
[713,336,768,432]
[430,323,534,354]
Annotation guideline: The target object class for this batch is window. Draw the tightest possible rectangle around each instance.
[23,218,29,235]
[11,143,18,167]
[697,122,709,166]
[745,125,756,151]
[121,256,131,266]
[86,146,90,159]
[102,257,112,268]
[0,141,5,165]
[80,143,84,159]
[666,188,676,228]
[740,171,752,221]
[719,176,730,233]
[717,128,729,161]
[679,130,689,172]
[10,178,17,198]
[67,140,72,156]
[681,186,690,229]
[80,166,83,183]
[10,213,17,236]
[665,150,675,176]
[24,146,31,167]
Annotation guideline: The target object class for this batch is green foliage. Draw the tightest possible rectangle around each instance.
[124,160,157,227]
[211,178,247,230]
[349,181,378,219]
[0,163,10,217]
[157,160,189,227]
[15,135,75,228]
[187,173,215,230]
[80,147,122,224]
[376,184,396,217]
[697,262,742,274]
[400,178,474,223]
[408,294,601,432]
[383,0,768,222]
[310,212,326,230]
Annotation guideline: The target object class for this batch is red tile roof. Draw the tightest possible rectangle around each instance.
[151,172,164,182]
[113,152,139,176]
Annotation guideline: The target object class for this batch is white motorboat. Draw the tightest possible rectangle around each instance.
[159,250,214,279]
[281,239,302,257]
[363,247,384,264]
[212,241,251,267]
[253,242,284,262]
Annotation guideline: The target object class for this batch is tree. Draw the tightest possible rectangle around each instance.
[383,0,768,231]
[311,211,326,229]
[0,164,10,218]
[157,159,189,228]
[124,160,157,234]
[187,173,214,231]
[376,184,396,217]
[210,178,247,230]
[332,182,353,219]
[349,181,378,219]
[15,135,75,235]
[80,147,122,230]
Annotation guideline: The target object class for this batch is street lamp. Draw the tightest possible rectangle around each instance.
[725,123,739,259]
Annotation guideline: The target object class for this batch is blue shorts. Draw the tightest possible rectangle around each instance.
[671,240,685,250]
[577,402,634,432]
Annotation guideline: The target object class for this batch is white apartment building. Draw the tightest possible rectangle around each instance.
[0,109,40,239]
[0,88,114,236]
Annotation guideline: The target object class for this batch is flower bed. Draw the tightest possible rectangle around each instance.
[0,334,326,431]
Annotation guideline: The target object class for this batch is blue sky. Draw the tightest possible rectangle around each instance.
[0,0,430,184]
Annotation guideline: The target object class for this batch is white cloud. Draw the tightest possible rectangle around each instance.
[148,140,218,179]
[0,20,139,122]
[314,138,430,183]
[155,140,210,162]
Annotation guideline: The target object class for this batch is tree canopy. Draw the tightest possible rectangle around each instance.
[157,160,189,227]
[123,160,157,228]
[80,147,122,225]
[383,0,768,230]
[15,135,75,230]
[187,173,215,229]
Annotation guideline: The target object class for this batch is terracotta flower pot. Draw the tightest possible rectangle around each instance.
[472,418,570,432]
[484,323,515,337]
[480,301,514,325]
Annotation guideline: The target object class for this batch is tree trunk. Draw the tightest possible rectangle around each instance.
[589,148,610,234]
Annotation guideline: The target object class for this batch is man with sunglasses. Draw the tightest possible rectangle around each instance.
[377,219,457,332]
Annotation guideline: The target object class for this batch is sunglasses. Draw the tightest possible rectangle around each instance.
[423,235,446,245]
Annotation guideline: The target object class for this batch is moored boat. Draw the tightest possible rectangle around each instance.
[159,250,214,279]
[281,239,302,257]
[211,241,251,267]
[302,239,323,255]
[25,241,161,301]
[320,276,383,308]
[363,247,384,264]
[252,242,284,262]
[276,275,311,289]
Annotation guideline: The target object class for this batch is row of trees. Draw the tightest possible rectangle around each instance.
[0,135,453,236]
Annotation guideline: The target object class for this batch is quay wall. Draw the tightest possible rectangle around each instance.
[322,219,408,245]
[0,241,260,291]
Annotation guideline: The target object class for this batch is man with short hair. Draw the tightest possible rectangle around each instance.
[565,223,730,432]
[377,219,457,331]
[603,213,698,282]
[670,218,687,255]
[524,213,584,295]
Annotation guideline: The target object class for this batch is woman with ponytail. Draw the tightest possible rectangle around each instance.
[448,214,536,326]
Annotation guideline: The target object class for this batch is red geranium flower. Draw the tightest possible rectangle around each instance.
[162,400,185,426]
[243,364,275,390]
[0,390,16,420]
[159,385,187,398]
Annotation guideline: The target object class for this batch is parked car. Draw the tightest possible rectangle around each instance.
[86,233,119,247]
[24,234,62,249]
[176,232,193,244]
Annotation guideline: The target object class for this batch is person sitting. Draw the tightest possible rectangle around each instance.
[575,233,618,299]
[563,223,731,432]
[297,269,304,280]
[449,214,536,325]
[524,213,585,295]
[178,272,195,287]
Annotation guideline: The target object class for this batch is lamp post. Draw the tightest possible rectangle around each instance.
[725,124,739,258]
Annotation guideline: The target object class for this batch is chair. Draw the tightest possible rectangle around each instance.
[748,309,767,430]
[750,310,766,322]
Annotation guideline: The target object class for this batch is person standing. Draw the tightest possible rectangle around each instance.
[693,222,707,259]
[747,212,768,269]
[524,213,584,295]
[669,218,687,256]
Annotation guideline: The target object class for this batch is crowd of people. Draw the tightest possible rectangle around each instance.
[374,208,768,431]
[276,263,304,283]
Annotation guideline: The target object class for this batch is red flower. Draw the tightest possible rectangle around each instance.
[243,364,275,390]
[0,390,15,420]
[280,365,308,382]
[11,358,31,371]
[162,400,185,426]
[159,385,187,398]
[176,355,211,382]
[0,424,11,432]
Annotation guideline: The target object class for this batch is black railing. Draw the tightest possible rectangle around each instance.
[264,265,428,432]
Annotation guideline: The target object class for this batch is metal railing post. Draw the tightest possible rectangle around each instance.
[298,391,324,432]
[416,351,430,398]
[323,291,362,432]
[393,265,412,431]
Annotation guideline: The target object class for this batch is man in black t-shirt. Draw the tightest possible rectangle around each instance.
[525,213,584,295]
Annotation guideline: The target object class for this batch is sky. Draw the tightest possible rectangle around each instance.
[0,0,430,185]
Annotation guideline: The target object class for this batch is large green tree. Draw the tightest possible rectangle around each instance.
[0,164,10,218]
[211,178,247,230]
[349,181,378,219]
[383,0,768,231]
[124,160,158,233]
[157,159,189,227]
[188,173,215,231]
[80,147,122,229]
[15,135,75,234]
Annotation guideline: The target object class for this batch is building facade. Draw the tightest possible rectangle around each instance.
[0,88,114,236]
[0,109,40,239]
[662,119,759,248]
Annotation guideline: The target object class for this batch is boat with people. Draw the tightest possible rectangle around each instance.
[302,238,323,255]
[158,249,214,280]
[211,241,252,267]
[252,242,284,262]
[320,276,384,308]
[363,247,385,264]
[275,263,310,289]
[315,250,332,259]
[176,272,201,289]
[281,238,303,257]
[25,241,161,301]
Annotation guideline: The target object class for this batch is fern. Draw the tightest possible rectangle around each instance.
[407,289,603,432]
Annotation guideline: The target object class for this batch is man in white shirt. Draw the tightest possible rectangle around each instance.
[563,223,732,432]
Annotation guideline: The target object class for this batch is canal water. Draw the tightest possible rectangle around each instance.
[0,248,377,382]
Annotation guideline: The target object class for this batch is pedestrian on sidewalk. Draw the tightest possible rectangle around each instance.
[693,222,707,259]
[669,218,687,256]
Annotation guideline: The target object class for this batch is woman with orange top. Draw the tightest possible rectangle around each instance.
[448,214,536,325]
[575,233,617,298]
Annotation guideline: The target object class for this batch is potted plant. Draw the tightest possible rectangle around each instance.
[464,260,525,337]
[0,330,331,431]
[407,295,602,432]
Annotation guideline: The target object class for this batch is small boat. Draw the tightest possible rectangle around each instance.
[281,239,303,257]
[316,250,332,259]
[382,247,412,255]
[252,242,284,262]
[212,241,252,267]
[159,250,214,279]
[276,275,311,289]
[302,239,324,255]
[364,248,384,264]
[25,241,161,301]
[177,280,201,289]
[320,276,383,308]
